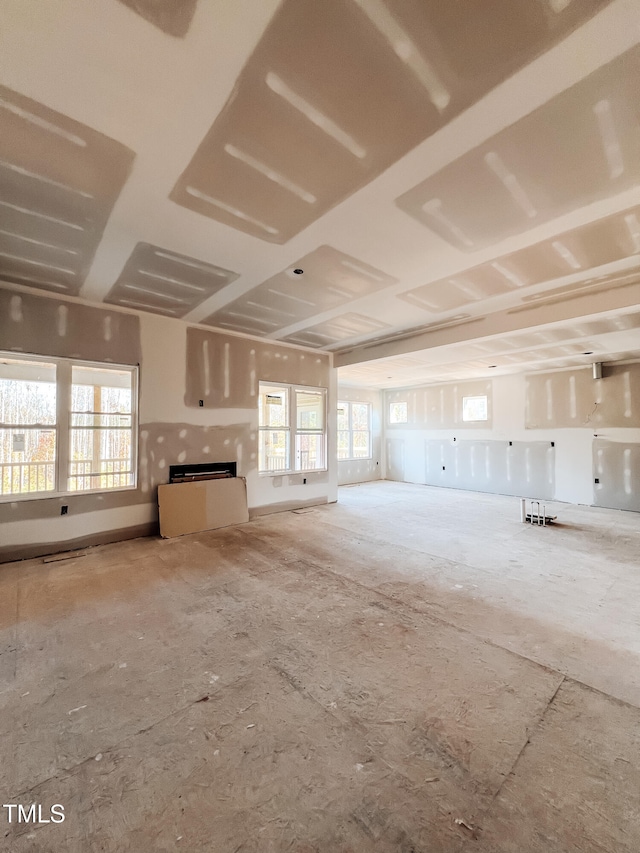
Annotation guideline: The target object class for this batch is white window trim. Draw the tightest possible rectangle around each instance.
[337,400,372,461]
[389,401,408,424]
[258,381,327,476]
[0,351,139,503]
[462,394,489,423]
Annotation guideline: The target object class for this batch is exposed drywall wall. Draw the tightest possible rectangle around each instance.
[337,385,382,485]
[0,289,337,561]
[423,439,555,499]
[526,365,640,428]
[185,326,329,407]
[386,380,493,430]
[0,290,141,364]
[593,438,640,512]
[382,365,640,511]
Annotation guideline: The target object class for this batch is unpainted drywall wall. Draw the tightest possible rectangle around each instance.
[424,439,555,499]
[382,365,640,510]
[0,290,141,364]
[526,365,640,429]
[185,327,329,408]
[593,438,640,512]
[386,381,493,430]
[0,290,337,561]
[337,385,382,486]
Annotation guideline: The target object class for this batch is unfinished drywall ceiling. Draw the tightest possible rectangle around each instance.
[202,245,396,336]
[337,307,640,388]
[399,204,640,315]
[104,242,239,318]
[0,84,134,296]
[396,46,640,251]
[281,312,391,348]
[116,0,199,37]
[0,0,639,382]
[170,0,611,243]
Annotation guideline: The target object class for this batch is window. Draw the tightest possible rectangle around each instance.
[462,395,488,422]
[259,382,326,473]
[389,401,408,424]
[0,353,137,499]
[337,401,372,460]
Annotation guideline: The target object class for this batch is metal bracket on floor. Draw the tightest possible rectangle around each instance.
[520,498,557,526]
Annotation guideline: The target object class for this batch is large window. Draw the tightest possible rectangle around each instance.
[259,383,326,474]
[337,401,372,460]
[0,353,137,500]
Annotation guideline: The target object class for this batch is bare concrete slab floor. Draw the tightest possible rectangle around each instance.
[1,481,639,851]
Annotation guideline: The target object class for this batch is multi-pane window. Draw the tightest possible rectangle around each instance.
[337,401,372,460]
[0,352,137,499]
[462,395,488,422]
[69,365,135,491]
[259,382,326,474]
[0,357,57,497]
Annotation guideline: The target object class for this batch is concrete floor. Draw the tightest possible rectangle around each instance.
[1,480,640,851]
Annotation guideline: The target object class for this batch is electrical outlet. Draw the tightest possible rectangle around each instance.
[594,478,600,484]
[61,505,68,515]
[199,399,204,407]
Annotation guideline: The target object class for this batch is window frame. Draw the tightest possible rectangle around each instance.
[462,394,488,423]
[389,401,408,424]
[337,400,372,461]
[0,351,138,502]
[258,381,327,476]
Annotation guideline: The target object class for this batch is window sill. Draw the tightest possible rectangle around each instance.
[258,469,328,477]
[0,484,137,504]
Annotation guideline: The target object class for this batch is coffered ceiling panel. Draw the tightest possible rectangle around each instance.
[0,85,134,296]
[511,269,640,315]
[202,245,396,336]
[104,242,239,318]
[116,0,199,37]
[400,265,515,314]
[396,46,640,251]
[281,312,391,348]
[171,0,610,243]
[398,204,640,315]
[339,310,640,389]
